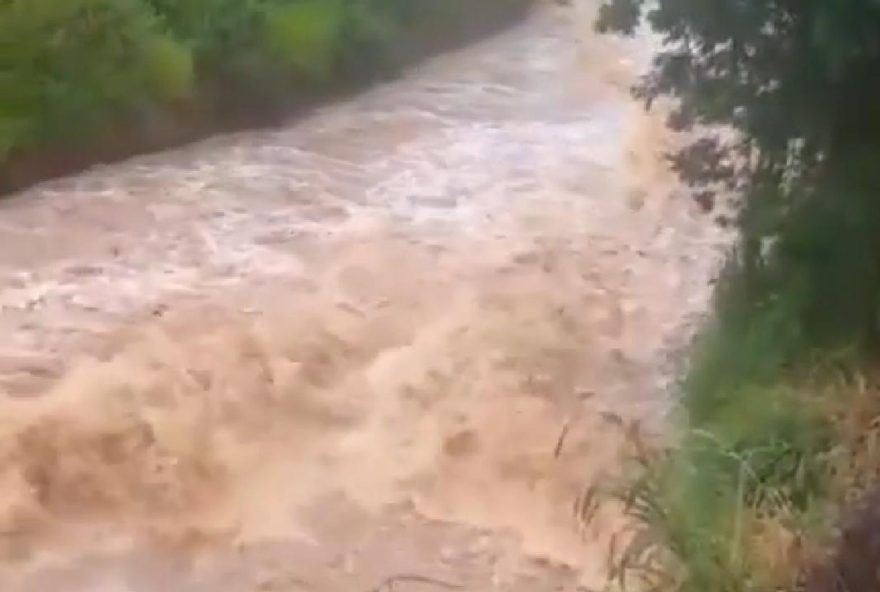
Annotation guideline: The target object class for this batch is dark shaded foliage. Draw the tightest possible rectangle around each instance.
[599,0,880,353]
[598,0,880,166]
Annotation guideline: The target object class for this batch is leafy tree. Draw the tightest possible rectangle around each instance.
[598,0,880,180]
[598,0,880,349]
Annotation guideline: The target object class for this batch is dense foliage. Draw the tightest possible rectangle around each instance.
[598,0,880,180]
[0,0,187,154]
[595,2,880,591]
[0,0,527,169]
[599,0,880,352]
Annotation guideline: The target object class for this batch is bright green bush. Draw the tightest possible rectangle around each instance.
[267,0,400,79]
[0,0,192,155]
[144,0,276,90]
[265,0,345,80]
[144,36,196,101]
[141,0,401,95]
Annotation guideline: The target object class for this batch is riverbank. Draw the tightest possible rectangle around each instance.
[0,0,533,196]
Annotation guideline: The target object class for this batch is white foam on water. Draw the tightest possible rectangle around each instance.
[0,5,732,590]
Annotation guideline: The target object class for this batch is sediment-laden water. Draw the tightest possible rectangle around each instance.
[0,5,727,590]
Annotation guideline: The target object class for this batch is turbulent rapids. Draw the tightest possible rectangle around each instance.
[0,4,726,591]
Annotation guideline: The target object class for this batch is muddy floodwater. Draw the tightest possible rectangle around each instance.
[0,4,726,591]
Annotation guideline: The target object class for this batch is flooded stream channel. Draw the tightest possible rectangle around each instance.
[0,4,726,590]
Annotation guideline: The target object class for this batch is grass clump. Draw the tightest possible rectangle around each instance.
[597,365,880,592]
[594,247,880,592]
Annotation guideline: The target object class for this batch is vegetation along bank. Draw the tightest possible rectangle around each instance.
[0,0,532,194]
[594,1,880,591]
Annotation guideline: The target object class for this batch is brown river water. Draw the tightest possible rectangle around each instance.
[0,4,728,590]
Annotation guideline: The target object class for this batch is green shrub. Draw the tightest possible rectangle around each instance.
[0,0,191,154]
[600,381,834,592]
[265,0,345,80]
[144,0,272,87]
[144,36,196,101]
[142,0,401,101]
[337,0,399,75]
[265,0,399,83]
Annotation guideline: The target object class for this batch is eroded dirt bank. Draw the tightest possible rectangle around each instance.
[0,4,727,591]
